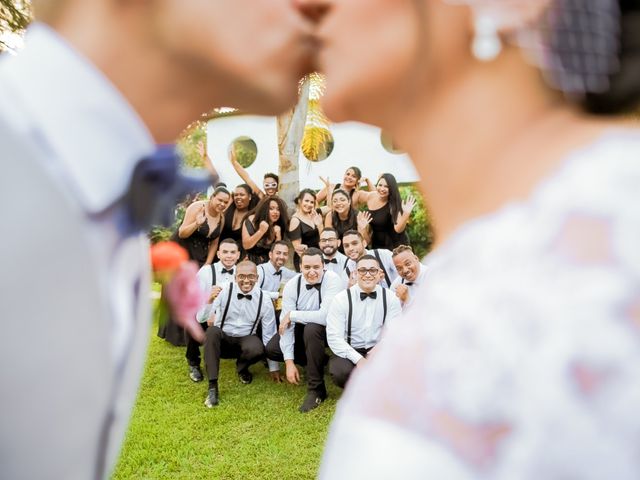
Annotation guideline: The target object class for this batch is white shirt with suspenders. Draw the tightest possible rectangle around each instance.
[279,270,344,360]
[256,261,296,300]
[326,285,402,364]
[210,282,279,371]
[341,249,399,289]
[195,262,237,323]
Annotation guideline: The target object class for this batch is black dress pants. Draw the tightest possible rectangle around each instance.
[185,322,208,366]
[266,322,328,394]
[329,347,371,389]
[203,326,265,381]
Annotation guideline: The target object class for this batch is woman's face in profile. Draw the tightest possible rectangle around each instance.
[317,0,422,124]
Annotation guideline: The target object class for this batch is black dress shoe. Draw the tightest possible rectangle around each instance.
[299,390,327,413]
[204,386,219,408]
[238,370,253,384]
[189,365,203,382]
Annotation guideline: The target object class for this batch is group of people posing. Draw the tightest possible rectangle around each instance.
[172,162,425,412]
[174,158,417,268]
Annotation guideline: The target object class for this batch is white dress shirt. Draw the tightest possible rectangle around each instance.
[210,282,278,371]
[257,261,296,300]
[279,270,343,360]
[0,23,155,366]
[390,263,427,308]
[342,248,398,289]
[195,262,237,323]
[327,285,401,364]
[323,251,348,277]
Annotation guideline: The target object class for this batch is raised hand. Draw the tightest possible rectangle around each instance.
[319,176,331,188]
[402,195,417,215]
[311,210,324,227]
[273,224,282,239]
[195,204,207,226]
[208,285,222,303]
[357,210,372,230]
[259,220,270,233]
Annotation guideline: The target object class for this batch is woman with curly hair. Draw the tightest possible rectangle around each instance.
[241,195,289,265]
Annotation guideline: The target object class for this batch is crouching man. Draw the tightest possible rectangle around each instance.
[266,248,343,412]
[203,260,279,407]
[326,254,402,389]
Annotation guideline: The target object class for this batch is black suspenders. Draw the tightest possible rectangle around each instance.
[346,288,387,346]
[218,284,234,330]
[219,284,264,336]
[250,291,264,335]
[373,249,391,288]
[295,274,322,310]
[210,264,217,286]
[259,265,266,288]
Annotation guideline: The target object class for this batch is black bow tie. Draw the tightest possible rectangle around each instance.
[123,145,216,234]
[273,270,282,276]
[306,283,321,291]
[221,268,234,275]
[324,258,337,264]
[404,281,414,286]
[360,291,377,301]
[237,293,252,300]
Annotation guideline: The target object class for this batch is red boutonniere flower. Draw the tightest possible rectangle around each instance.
[150,241,206,343]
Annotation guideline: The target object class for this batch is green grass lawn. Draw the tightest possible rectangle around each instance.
[113,328,341,479]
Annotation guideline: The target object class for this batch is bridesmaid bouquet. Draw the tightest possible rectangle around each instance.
[150,241,206,343]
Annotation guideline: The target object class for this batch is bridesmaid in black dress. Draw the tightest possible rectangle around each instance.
[242,195,289,265]
[324,188,371,251]
[289,189,323,271]
[221,184,257,255]
[316,166,373,208]
[160,186,230,345]
[359,173,416,250]
[176,186,230,265]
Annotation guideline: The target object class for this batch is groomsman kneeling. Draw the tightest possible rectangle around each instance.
[189,238,242,382]
[202,260,280,407]
[327,254,402,389]
[266,248,343,412]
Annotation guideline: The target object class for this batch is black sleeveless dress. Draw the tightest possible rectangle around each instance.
[221,209,244,249]
[331,211,357,253]
[369,203,409,250]
[175,221,222,267]
[243,218,274,265]
[289,216,320,271]
[159,219,222,346]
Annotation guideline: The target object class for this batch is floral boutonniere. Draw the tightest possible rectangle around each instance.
[150,241,206,343]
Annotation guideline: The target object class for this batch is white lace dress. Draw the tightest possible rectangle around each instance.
[320,131,640,479]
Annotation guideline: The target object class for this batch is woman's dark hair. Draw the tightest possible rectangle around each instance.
[247,195,289,245]
[581,1,640,114]
[378,173,403,227]
[346,166,362,181]
[263,172,280,184]
[294,188,317,206]
[331,188,357,228]
[224,183,256,225]
[211,185,230,198]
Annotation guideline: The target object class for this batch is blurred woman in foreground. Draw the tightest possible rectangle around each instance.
[317,0,640,478]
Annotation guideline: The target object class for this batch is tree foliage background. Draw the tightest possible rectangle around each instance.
[0,0,31,52]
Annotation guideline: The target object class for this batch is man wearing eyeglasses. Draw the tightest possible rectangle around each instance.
[266,247,343,412]
[319,228,348,282]
[341,230,398,288]
[202,261,279,408]
[327,255,402,389]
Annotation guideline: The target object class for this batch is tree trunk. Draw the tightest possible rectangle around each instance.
[277,78,310,212]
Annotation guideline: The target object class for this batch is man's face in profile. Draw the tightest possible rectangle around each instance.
[148,0,316,114]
